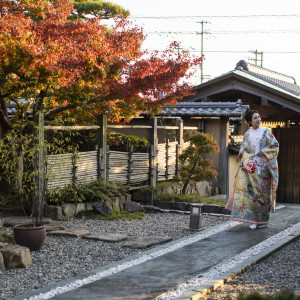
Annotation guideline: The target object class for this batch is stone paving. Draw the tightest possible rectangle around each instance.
[11,204,300,300]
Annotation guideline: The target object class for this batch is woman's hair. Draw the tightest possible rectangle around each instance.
[244,110,259,125]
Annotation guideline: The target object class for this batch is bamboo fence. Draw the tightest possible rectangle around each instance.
[45,141,190,190]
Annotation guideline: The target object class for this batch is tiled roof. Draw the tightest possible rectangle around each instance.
[7,99,30,117]
[7,102,17,117]
[235,60,300,96]
[160,100,248,117]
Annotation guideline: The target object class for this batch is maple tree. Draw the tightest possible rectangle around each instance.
[0,0,202,138]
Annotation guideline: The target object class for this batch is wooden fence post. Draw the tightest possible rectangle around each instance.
[175,118,183,175]
[97,115,107,179]
[150,117,158,188]
[72,146,77,185]
[32,112,45,225]
[106,145,110,179]
[165,138,169,180]
[128,144,133,186]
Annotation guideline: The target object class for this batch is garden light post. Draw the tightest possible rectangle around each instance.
[189,203,203,230]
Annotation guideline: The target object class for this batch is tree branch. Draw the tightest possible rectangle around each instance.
[44,103,76,119]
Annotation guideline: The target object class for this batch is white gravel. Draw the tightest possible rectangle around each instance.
[0,213,229,300]
[202,237,300,299]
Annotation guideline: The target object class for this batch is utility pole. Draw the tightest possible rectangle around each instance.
[197,20,209,83]
[175,45,183,58]
[249,50,263,67]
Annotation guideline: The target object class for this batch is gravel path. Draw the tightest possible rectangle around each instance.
[202,237,300,299]
[0,213,229,300]
[1,213,299,300]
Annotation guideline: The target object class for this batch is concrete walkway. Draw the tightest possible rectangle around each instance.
[13,204,300,300]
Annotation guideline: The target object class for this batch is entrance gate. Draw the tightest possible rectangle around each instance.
[274,128,300,204]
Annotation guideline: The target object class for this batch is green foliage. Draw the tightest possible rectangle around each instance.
[48,179,128,205]
[0,119,78,221]
[0,232,14,243]
[158,194,227,206]
[76,209,145,221]
[108,131,148,152]
[71,0,130,20]
[233,290,300,300]
[175,132,219,194]
[46,128,149,152]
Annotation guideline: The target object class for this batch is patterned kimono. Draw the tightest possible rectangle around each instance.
[226,127,279,225]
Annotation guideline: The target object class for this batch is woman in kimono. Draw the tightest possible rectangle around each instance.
[226,110,279,229]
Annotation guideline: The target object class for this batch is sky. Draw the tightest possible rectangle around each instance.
[108,0,300,85]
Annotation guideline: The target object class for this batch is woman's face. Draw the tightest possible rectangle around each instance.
[251,113,261,129]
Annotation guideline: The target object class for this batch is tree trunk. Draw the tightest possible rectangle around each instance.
[0,97,13,138]
[182,162,197,195]
[16,152,24,195]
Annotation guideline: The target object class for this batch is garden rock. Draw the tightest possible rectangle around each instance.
[112,197,120,210]
[48,228,89,238]
[0,242,9,248]
[86,202,97,210]
[92,202,112,216]
[0,245,32,269]
[75,203,86,215]
[124,202,145,213]
[122,236,172,249]
[44,205,63,220]
[82,233,128,242]
[131,189,153,204]
[62,203,76,218]
[0,252,5,271]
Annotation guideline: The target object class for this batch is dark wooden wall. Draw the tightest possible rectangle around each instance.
[273,128,300,204]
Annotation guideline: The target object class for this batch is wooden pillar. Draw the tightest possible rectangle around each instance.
[97,115,107,179]
[32,112,45,225]
[176,118,184,155]
[219,117,229,196]
[150,117,158,188]
[240,117,249,135]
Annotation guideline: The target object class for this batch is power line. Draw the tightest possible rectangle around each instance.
[130,14,300,19]
[146,30,300,35]
[145,50,300,54]
[249,50,263,67]
[197,21,209,83]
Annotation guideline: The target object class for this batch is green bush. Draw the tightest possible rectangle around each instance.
[108,131,148,152]
[46,129,149,153]
[0,232,14,243]
[174,132,219,194]
[48,179,128,205]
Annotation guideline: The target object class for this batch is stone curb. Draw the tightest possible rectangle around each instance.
[176,231,300,300]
